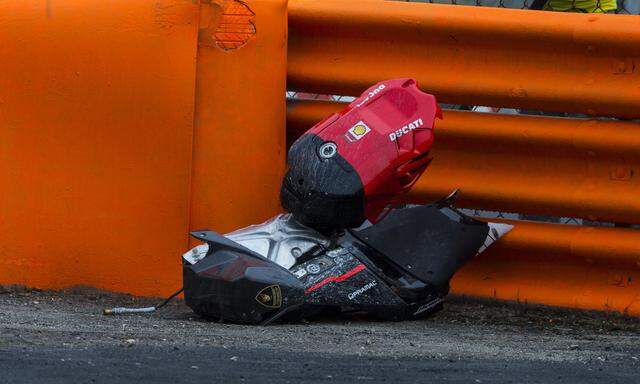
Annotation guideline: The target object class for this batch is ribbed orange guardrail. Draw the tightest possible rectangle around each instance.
[287,100,640,315]
[288,0,640,118]
[455,220,640,316]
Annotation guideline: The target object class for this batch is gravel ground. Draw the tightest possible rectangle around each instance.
[1,286,639,383]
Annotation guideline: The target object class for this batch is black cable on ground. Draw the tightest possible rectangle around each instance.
[155,287,184,310]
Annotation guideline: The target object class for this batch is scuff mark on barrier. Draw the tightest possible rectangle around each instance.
[199,0,256,51]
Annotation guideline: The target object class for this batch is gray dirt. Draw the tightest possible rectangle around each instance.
[1,286,639,383]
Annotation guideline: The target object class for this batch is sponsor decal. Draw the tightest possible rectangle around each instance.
[293,268,307,278]
[389,117,424,142]
[306,263,321,274]
[345,120,371,142]
[347,281,377,300]
[355,84,386,108]
[255,285,282,308]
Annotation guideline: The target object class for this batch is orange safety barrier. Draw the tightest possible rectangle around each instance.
[0,0,200,296]
[288,0,640,118]
[454,220,640,316]
[189,0,288,235]
[0,0,637,318]
[287,100,640,225]
[0,0,288,297]
[288,100,640,315]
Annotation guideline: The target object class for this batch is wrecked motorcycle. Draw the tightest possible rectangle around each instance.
[105,78,513,324]
[181,78,512,324]
[183,200,512,324]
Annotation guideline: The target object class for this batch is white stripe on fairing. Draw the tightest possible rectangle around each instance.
[477,222,514,255]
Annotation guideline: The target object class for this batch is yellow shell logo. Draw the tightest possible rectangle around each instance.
[352,124,367,136]
[346,120,371,142]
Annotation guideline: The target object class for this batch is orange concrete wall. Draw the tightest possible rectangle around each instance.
[0,0,199,296]
[190,0,288,235]
[0,0,288,297]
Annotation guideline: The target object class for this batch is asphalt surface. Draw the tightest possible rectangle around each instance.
[1,286,639,383]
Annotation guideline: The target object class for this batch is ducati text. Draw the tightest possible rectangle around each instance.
[355,84,386,108]
[389,118,424,142]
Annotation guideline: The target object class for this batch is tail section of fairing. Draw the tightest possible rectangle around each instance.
[183,201,513,324]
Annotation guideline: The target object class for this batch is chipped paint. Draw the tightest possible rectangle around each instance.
[199,0,256,51]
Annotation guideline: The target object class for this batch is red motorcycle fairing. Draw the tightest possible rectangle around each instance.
[281,78,441,233]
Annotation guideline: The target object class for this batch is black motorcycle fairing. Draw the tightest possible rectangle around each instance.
[290,245,406,320]
[350,204,489,288]
[183,231,305,325]
[289,242,446,321]
[182,203,507,324]
[281,134,366,234]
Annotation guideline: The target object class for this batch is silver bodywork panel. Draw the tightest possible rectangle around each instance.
[183,213,512,268]
[224,214,330,269]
